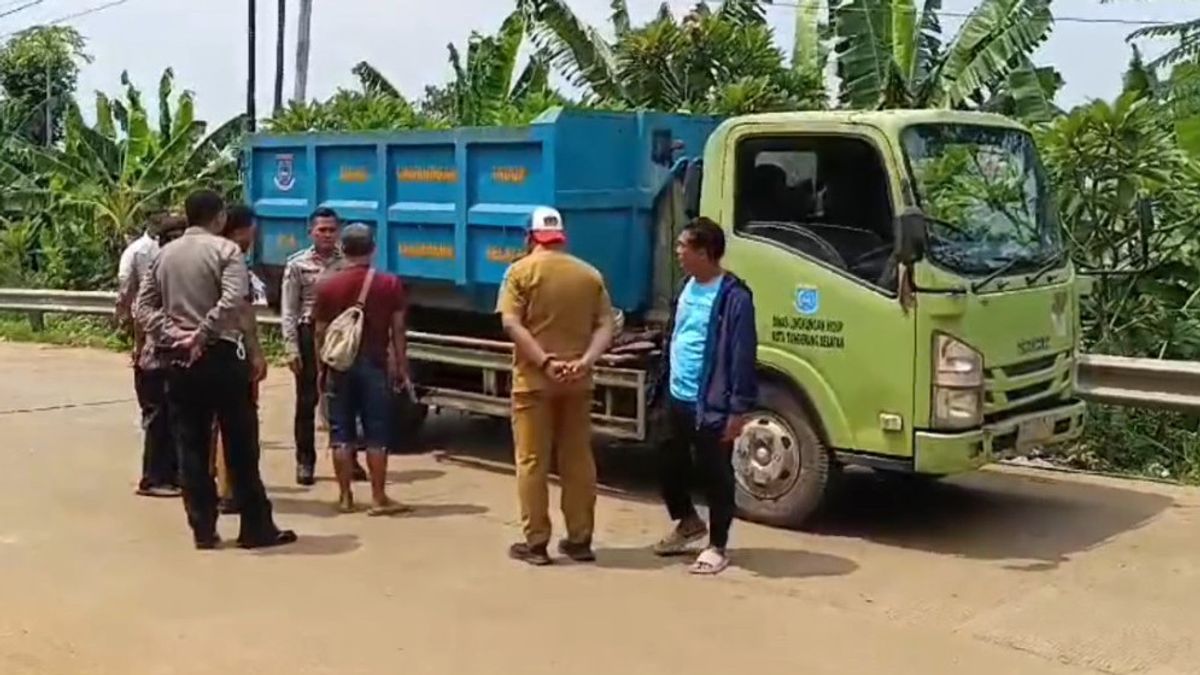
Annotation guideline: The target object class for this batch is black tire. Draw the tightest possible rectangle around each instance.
[733,380,835,529]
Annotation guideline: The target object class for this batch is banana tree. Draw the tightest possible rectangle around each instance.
[25,68,243,242]
[447,10,561,126]
[521,0,823,114]
[833,0,1059,120]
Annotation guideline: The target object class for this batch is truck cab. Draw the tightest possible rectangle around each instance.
[695,110,1084,525]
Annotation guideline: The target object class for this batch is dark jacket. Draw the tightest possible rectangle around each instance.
[666,273,759,431]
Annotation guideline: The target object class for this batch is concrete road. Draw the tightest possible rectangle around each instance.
[1,342,1198,675]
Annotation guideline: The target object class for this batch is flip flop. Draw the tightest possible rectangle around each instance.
[653,523,708,557]
[689,547,730,575]
[367,500,413,517]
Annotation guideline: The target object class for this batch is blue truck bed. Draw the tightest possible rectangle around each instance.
[246,108,719,314]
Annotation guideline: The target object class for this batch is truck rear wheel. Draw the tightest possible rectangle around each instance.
[733,381,834,529]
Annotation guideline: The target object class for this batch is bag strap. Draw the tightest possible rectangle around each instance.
[354,268,376,309]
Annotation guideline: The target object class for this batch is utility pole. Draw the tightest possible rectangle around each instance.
[293,0,312,103]
[273,0,286,114]
[247,0,258,132]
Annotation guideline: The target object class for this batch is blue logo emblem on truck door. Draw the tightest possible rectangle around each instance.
[274,154,296,192]
[795,286,820,315]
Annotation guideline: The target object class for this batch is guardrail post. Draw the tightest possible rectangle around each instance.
[27,311,44,332]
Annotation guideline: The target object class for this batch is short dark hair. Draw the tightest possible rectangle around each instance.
[341,223,375,257]
[681,217,726,261]
[310,207,339,225]
[223,204,255,236]
[185,189,226,228]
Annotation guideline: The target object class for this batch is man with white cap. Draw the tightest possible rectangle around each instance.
[496,206,615,565]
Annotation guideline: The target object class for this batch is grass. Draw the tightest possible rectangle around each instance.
[0,311,289,364]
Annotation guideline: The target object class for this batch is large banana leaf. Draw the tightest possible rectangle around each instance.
[119,105,152,185]
[94,93,117,140]
[937,0,1052,107]
[1000,57,1058,122]
[717,0,770,27]
[158,68,175,141]
[1127,18,1200,69]
[521,0,623,102]
[792,0,827,74]
[610,0,630,37]
[138,120,206,191]
[834,0,894,108]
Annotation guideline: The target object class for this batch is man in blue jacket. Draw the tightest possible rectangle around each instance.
[654,217,758,575]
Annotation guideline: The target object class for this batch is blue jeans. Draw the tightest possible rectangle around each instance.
[327,357,392,451]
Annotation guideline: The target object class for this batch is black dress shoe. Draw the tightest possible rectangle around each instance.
[296,465,316,486]
[557,539,596,562]
[194,534,221,550]
[238,529,298,550]
[508,542,552,566]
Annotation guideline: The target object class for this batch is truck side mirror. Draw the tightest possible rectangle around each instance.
[682,159,703,220]
[897,207,927,265]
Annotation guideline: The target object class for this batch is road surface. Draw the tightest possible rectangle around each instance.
[1,342,1198,675]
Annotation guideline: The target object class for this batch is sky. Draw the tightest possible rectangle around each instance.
[1,0,1196,125]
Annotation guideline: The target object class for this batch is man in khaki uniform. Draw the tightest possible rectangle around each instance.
[497,206,614,566]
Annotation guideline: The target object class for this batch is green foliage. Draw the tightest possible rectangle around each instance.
[521,0,825,114]
[833,0,1058,120]
[0,26,90,146]
[0,312,129,352]
[1038,94,1200,359]
[267,10,563,132]
[1035,52,1200,482]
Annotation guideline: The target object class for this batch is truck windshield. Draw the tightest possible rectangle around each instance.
[901,123,1063,276]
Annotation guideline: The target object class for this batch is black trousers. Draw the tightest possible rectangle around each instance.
[660,398,736,549]
[133,366,177,489]
[294,323,319,468]
[167,342,277,542]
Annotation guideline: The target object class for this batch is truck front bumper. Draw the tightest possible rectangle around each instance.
[914,400,1086,475]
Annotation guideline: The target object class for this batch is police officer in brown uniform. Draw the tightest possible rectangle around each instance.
[282,207,363,486]
[497,206,615,566]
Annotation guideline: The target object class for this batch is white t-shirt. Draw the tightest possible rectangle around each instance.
[117,232,158,285]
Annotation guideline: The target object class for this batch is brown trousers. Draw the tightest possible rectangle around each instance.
[511,389,596,547]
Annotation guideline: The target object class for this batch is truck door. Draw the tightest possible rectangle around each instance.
[718,124,917,460]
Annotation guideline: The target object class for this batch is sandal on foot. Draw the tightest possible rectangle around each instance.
[689,547,730,575]
[367,500,412,517]
[336,498,356,514]
[653,522,708,557]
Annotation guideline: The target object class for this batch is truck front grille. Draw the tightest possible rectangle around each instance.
[984,351,1073,419]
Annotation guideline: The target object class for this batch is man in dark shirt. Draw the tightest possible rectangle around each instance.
[136,190,297,551]
[314,224,410,516]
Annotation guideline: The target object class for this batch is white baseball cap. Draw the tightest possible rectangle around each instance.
[529,206,566,245]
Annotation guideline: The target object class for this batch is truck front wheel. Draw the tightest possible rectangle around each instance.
[732,381,834,529]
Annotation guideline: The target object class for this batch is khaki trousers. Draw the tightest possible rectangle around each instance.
[511,389,596,547]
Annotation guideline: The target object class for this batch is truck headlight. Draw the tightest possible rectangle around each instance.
[933,334,983,429]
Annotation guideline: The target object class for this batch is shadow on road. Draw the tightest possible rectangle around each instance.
[248,533,361,557]
[421,414,1175,569]
[594,546,858,579]
[813,468,1174,568]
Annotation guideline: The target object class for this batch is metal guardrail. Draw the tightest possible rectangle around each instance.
[3,288,1200,415]
[1076,354,1200,414]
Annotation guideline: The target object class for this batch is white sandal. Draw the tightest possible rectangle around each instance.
[689,547,729,575]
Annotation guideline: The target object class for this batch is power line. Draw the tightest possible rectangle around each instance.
[759,0,1190,28]
[0,0,135,39]
[0,0,45,21]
